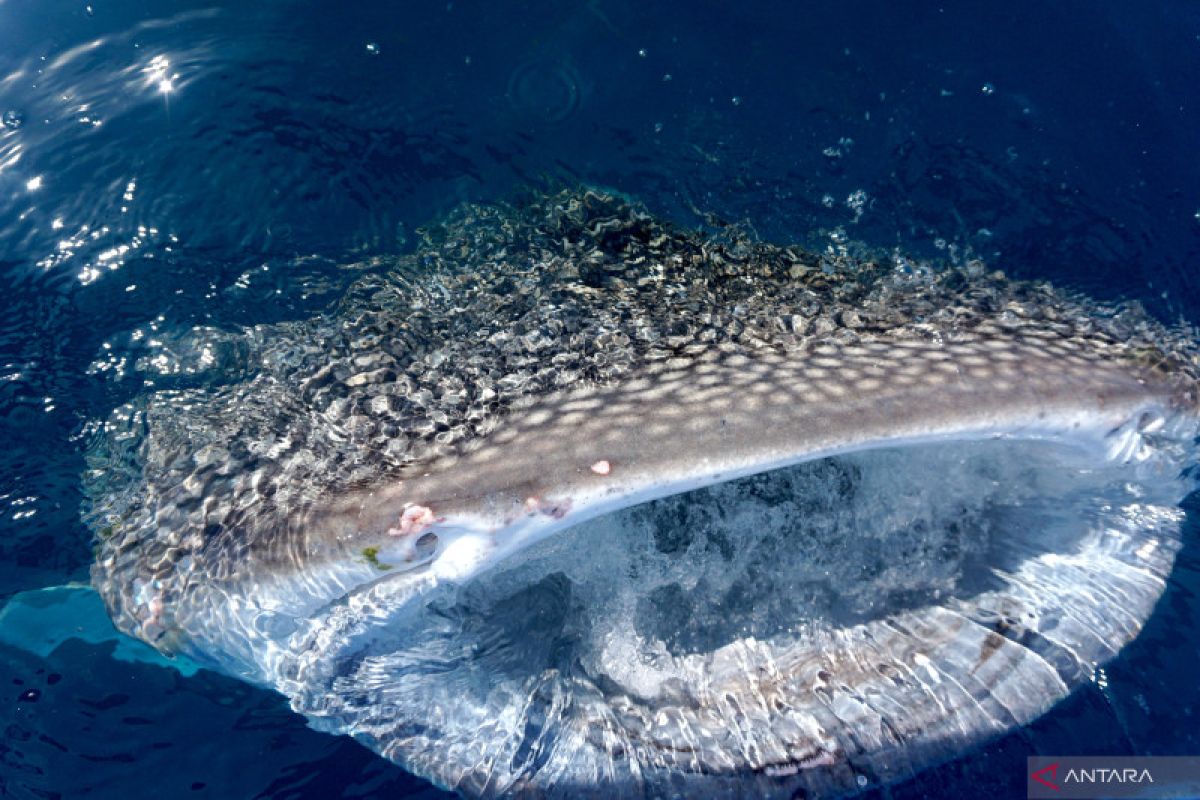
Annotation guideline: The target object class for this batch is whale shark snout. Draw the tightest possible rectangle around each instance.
[85,190,1200,797]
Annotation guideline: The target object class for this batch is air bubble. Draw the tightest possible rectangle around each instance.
[2,110,23,130]
[365,42,380,55]
[981,82,995,95]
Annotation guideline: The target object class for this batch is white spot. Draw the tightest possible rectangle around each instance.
[590,460,612,476]
[431,535,489,580]
[143,55,178,95]
[913,652,941,683]
[1136,540,1158,562]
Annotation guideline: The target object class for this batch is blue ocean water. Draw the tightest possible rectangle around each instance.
[1,1,1198,797]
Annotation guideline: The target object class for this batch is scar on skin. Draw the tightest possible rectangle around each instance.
[524,496,573,519]
[389,503,435,537]
[590,460,612,475]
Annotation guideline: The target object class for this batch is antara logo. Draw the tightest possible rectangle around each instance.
[1064,767,1153,784]
[1030,760,1156,793]
[1031,763,1060,791]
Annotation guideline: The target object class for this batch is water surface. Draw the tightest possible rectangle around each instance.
[2,1,1199,797]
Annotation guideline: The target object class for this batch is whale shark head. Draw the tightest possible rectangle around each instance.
[86,191,1200,797]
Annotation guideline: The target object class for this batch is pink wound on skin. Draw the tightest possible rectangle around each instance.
[390,504,435,537]
[590,460,612,475]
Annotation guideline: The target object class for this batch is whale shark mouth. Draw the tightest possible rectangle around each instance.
[85,191,1200,798]
[245,413,1194,799]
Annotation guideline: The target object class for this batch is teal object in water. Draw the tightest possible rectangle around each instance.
[0,584,201,676]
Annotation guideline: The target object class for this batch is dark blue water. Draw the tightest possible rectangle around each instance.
[2,1,1199,797]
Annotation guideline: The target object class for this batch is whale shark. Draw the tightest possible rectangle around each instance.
[86,190,1200,797]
